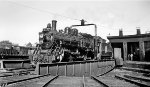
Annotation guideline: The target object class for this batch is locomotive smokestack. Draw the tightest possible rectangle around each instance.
[136,27,141,35]
[119,29,123,36]
[52,20,57,31]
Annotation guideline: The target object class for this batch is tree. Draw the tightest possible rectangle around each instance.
[26,42,32,47]
[0,40,19,49]
[0,40,13,49]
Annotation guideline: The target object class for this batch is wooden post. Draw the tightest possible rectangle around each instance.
[84,62,86,75]
[73,64,75,76]
[35,63,40,75]
[47,66,49,74]
[21,62,23,68]
[56,65,59,75]
[80,63,82,76]
[90,62,91,76]
[139,41,145,61]
[123,42,127,61]
[65,64,67,76]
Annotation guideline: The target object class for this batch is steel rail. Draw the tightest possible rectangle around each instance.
[119,67,150,74]
[124,74,150,82]
[115,74,150,87]
[0,75,13,77]
[6,74,51,85]
[97,65,116,77]
[118,67,150,77]
[42,75,59,87]
[91,75,109,87]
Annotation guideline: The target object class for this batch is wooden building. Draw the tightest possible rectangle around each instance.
[107,28,150,61]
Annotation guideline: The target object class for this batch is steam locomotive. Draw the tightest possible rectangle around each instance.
[37,20,102,63]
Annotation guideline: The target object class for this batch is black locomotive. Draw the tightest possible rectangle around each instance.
[36,20,102,63]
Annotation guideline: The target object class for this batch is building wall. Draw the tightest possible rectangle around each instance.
[108,35,150,61]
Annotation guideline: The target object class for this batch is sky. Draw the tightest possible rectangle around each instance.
[0,0,150,46]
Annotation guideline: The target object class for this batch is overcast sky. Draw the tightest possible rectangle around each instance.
[0,0,150,46]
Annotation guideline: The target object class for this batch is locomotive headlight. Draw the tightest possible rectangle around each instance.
[39,33,43,38]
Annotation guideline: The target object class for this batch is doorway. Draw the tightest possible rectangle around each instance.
[127,42,140,61]
[111,43,123,60]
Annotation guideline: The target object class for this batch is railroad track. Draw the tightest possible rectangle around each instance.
[90,75,110,87]
[119,67,150,74]
[82,75,111,87]
[1,75,141,87]
[115,74,150,87]
[42,76,83,87]
[1,68,149,87]
[42,75,59,87]
[1,74,109,87]
[42,75,110,87]
[0,75,13,78]
[0,74,52,87]
[41,75,146,87]
[122,67,150,77]
[85,74,149,87]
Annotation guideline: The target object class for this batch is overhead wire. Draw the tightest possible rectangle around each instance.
[5,0,108,28]
[5,0,110,31]
[5,0,81,22]
[5,0,136,34]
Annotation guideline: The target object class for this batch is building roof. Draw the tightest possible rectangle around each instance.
[107,33,150,39]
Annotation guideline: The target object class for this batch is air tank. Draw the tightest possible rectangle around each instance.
[65,27,70,34]
[65,27,71,34]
